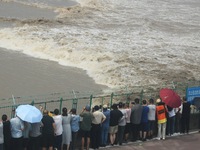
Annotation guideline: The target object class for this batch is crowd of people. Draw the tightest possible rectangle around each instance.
[0,96,197,150]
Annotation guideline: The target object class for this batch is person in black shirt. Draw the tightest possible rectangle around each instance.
[41,110,55,150]
[109,104,123,146]
[180,96,191,134]
[2,114,11,150]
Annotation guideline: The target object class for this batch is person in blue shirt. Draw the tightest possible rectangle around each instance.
[70,108,80,150]
[139,100,149,141]
[101,105,110,147]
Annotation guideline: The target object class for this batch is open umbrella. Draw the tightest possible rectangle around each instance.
[192,97,200,109]
[16,104,42,123]
[159,88,181,108]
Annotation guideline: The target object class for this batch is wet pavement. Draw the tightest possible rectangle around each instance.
[101,131,200,150]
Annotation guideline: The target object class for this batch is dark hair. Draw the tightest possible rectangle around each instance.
[118,102,123,108]
[149,98,154,104]
[111,104,118,110]
[134,98,140,104]
[62,107,68,116]
[142,100,147,105]
[71,108,76,114]
[94,105,99,111]
[183,96,187,101]
[167,105,173,111]
[2,114,7,122]
[54,109,59,115]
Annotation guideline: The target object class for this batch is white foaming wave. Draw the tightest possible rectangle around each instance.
[0,26,118,88]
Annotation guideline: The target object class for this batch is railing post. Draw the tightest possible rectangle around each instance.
[90,95,93,107]
[30,100,34,106]
[59,98,63,112]
[110,93,114,107]
[101,97,104,108]
[44,102,47,110]
[140,89,144,104]
[72,98,78,109]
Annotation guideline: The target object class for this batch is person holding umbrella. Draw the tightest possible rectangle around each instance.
[10,115,25,150]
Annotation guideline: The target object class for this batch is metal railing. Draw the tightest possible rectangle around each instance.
[0,80,199,118]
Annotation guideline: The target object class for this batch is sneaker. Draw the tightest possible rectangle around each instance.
[156,137,161,140]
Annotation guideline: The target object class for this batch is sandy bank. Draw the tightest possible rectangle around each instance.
[0,48,108,99]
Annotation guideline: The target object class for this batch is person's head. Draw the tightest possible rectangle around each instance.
[94,105,99,111]
[149,98,154,104]
[43,110,48,115]
[103,104,108,111]
[125,102,130,108]
[118,102,123,108]
[182,96,187,102]
[71,108,76,114]
[142,99,147,105]
[134,98,140,104]
[62,107,68,116]
[85,105,91,111]
[111,103,118,110]
[2,114,7,122]
[54,109,59,115]
[156,98,165,105]
[156,98,162,105]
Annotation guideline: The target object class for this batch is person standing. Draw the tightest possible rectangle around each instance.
[91,105,106,149]
[156,99,167,140]
[61,107,71,150]
[166,106,176,136]
[118,102,127,145]
[10,115,24,150]
[70,108,80,150]
[41,110,55,150]
[109,103,123,146]
[130,98,143,142]
[0,120,3,150]
[180,96,191,134]
[124,102,132,143]
[53,109,63,150]
[79,105,93,150]
[29,122,42,150]
[22,122,31,150]
[139,100,149,141]
[2,114,11,150]
[147,99,156,139]
[101,104,110,147]
[174,106,181,134]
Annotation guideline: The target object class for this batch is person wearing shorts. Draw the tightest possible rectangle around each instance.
[109,104,123,146]
[79,105,93,150]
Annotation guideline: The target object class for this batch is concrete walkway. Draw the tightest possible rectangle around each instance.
[101,131,200,150]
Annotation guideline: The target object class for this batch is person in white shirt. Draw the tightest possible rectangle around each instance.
[0,121,3,150]
[53,109,63,150]
[166,106,176,136]
[10,116,24,150]
[118,102,127,145]
[124,102,132,143]
[91,105,106,149]
[147,98,156,139]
